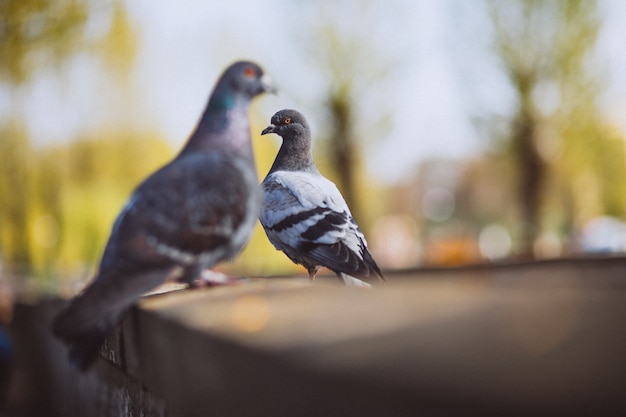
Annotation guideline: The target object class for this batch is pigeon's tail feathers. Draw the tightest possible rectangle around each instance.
[52,266,180,370]
[67,325,111,370]
[306,242,385,285]
[361,248,386,283]
[52,280,125,370]
[338,273,372,288]
[52,298,120,370]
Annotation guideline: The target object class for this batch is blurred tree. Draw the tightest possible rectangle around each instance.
[99,1,137,77]
[486,0,620,257]
[0,0,88,84]
[320,39,361,223]
[32,143,64,278]
[0,123,33,273]
[52,132,171,276]
[0,0,141,278]
[0,131,172,279]
[302,0,401,228]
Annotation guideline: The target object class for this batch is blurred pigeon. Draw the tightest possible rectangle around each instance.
[260,109,385,287]
[52,61,276,369]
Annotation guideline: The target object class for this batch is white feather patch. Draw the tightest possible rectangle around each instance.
[261,170,365,259]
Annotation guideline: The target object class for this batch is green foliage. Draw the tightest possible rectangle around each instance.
[0,0,146,280]
[0,129,173,278]
[554,109,626,223]
[490,0,600,81]
[0,0,89,83]
[98,1,137,77]
[0,123,34,270]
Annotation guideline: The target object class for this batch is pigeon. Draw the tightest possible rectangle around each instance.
[259,109,385,287]
[52,61,276,369]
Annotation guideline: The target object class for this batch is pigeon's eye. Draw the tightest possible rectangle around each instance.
[283,117,291,125]
[243,66,255,78]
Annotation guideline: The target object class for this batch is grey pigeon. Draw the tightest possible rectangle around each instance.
[259,109,385,287]
[52,61,276,369]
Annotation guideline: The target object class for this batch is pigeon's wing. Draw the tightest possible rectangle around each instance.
[304,216,383,281]
[100,151,259,279]
[260,171,350,248]
[261,171,383,281]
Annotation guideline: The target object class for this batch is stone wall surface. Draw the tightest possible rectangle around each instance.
[3,257,626,417]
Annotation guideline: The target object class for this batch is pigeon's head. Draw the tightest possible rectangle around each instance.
[221,61,277,99]
[261,109,310,140]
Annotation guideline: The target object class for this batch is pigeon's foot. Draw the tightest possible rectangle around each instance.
[307,266,319,281]
[187,270,245,288]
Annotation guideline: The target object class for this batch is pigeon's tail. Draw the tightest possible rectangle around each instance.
[361,249,386,283]
[338,273,372,288]
[52,266,179,370]
[53,318,113,370]
[52,278,127,370]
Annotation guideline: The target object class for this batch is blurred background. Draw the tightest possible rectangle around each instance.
[1,0,625,288]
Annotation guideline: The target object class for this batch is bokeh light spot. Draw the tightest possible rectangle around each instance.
[421,187,455,222]
[230,295,272,333]
[479,224,511,260]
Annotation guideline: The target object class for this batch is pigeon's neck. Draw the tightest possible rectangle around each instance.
[180,93,254,160]
[268,136,318,175]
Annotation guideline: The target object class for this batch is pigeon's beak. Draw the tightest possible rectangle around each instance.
[261,124,276,135]
[260,74,278,94]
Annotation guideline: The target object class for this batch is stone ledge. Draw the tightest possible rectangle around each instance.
[5,257,626,417]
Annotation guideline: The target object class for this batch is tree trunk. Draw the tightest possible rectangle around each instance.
[328,92,360,222]
[512,76,545,258]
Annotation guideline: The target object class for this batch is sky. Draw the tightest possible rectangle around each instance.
[4,0,626,184]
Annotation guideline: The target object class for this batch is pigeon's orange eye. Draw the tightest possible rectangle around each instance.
[283,117,291,124]
[243,66,255,78]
